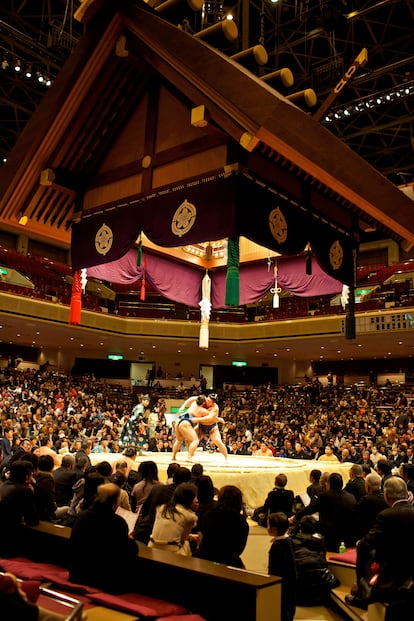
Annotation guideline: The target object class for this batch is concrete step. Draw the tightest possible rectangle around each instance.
[330,586,386,621]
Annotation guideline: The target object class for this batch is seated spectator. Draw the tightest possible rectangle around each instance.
[33,454,57,521]
[267,512,297,621]
[194,474,217,520]
[69,483,138,593]
[195,485,249,568]
[294,472,357,551]
[253,473,294,526]
[130,460,159,515]
[53,454,77,507]
[291,515,339,605]
[344,464,367,501]
[306,469,324,500]
[376,459,393,488]
[190,462,204,484]
[292,442,310,459]
[360,450,374,470]
[0,460,39,556]
[148,482,199,556]
[91,438,112,454]
[254,442,274,457]
[318,445,340,462]
[74,440,92,469]
[134,466,191,544]
[109,470,132,511]
[0,571,72,621]
[345,476,414,616]
[353,472,387,540]
[399,463,414,495]
[38,437,60,468]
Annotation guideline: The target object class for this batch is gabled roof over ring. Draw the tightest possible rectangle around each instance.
[0,0,413,251]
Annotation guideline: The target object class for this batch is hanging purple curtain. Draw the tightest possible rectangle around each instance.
[88,249,341,309]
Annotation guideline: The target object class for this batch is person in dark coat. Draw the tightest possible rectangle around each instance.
[0,460,39,557]
[344,464,368,501]
[353,472,387,540]
[195,485,248,568]
[294,472,357,551]
[52,454,77,507]
[253,473,294,526]
[267,512,297,621]
[69,483,138,593]
[346,476,414,618]
[400,463,414,495]
[34,454,57,521]
[291,515,339,606]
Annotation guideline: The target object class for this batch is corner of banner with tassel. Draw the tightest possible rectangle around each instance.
[341,283,356,340]
[69,268,88,325]
[225,237,240,306]
[271,262,282,309]
[199,271,211,349]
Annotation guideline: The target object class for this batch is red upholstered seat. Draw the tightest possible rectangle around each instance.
[155,616,208,621]
[88,591,188,617]
[0,557,97,594]
[0,557,66,581]
[328,548,357,565]
[42,571,99,594]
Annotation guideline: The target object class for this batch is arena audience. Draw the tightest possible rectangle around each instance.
[267,512,297,621]
[195,484,249,568]
[69,482,138,593]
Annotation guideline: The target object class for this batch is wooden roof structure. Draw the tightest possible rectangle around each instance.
[0,0,414,256]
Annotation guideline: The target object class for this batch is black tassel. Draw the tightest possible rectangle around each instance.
[345,287,356,340]
[306,248,312,275]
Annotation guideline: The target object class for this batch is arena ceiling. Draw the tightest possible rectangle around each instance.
[0,0,413,187]
[0,0,413,370]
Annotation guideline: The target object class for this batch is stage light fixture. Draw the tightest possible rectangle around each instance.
[14,60,21,72]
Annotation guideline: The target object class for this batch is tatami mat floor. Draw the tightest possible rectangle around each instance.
[242,519,348,621]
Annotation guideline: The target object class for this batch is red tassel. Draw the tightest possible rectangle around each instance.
[69,270,82,325]
[140,273,146,301]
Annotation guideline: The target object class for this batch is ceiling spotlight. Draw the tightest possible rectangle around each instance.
[14,60,21,72]
[37,72,44,83]
[1,59,9,70]
[25,66,32,78]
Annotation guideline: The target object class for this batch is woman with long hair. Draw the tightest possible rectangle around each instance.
[130,460,159,515]
[195,484,248,568]
[148,482,199,556]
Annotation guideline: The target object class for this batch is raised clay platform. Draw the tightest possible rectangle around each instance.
[90,452,351,507]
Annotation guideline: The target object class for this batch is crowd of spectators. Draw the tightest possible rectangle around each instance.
[0,367,414,474]
[1,365,414,617]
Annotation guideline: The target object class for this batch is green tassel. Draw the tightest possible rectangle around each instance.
[225,238,240,306]
[345,283,356,340]
[137,232,142,266]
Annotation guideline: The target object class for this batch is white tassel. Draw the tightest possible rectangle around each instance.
[341,284,350,309]
[199,272,211,349]
[80,268,88,293]
[271,263,281,309]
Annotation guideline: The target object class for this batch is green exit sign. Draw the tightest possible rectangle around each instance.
[0,268,8,275]
[232,361,247,367]
[108,354,123,360]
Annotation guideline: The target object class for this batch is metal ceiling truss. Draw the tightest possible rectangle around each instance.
[0,0,413,185]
